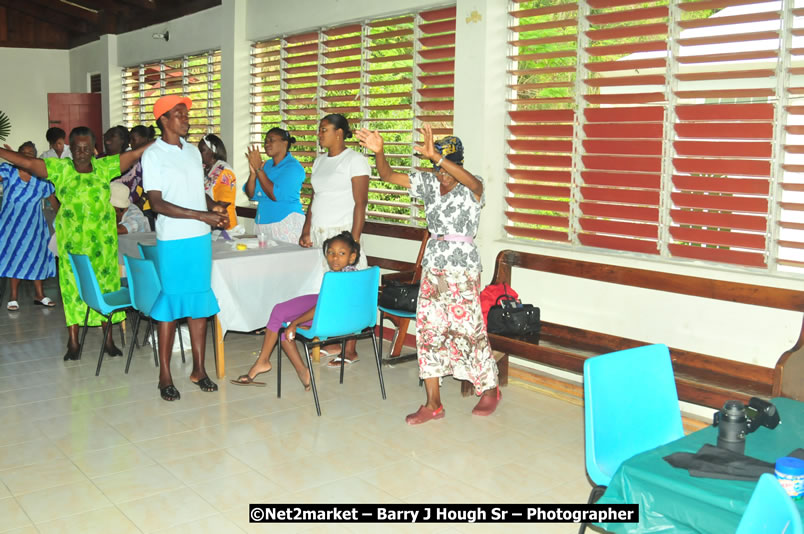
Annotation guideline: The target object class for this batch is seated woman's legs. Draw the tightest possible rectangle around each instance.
[234,294,318,383]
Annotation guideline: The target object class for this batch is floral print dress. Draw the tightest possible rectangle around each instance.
[45,156,125,327]
[408,171,498,394]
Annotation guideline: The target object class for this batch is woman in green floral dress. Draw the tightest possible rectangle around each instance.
[0,127,151,360]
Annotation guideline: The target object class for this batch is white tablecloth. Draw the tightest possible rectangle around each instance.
[118,232,325,336]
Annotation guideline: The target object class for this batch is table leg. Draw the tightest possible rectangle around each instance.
[214,315,225,379]
[312,339,320,363]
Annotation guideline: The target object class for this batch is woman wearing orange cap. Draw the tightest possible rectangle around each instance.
[142,95,229,402]
[0,128,152,361]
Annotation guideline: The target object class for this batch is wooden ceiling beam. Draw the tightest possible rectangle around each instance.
[0,0,91,33]
[26,0,100,23]
[119,0,156,10]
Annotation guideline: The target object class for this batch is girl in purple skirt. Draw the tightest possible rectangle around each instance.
[230,231,360,388]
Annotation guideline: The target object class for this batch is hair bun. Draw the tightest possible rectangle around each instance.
[288,135,297,144]
[345,130,353,139]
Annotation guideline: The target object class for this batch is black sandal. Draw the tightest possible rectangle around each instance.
[159,384,181,401]
[191,376,218,392]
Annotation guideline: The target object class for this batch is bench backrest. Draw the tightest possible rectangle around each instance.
[490,250,804,402]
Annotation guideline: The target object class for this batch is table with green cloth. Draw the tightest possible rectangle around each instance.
[595,397,803,533]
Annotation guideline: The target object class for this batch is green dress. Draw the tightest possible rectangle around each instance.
[45,155,125,327]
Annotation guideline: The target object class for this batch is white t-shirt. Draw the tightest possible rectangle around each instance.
[40,146,72,159]
[309,148,371,228]
[142,138,210,241]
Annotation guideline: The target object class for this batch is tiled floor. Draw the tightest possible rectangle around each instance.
[0,279,592,533]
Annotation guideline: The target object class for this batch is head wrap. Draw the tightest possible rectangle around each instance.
[434,136,464,170]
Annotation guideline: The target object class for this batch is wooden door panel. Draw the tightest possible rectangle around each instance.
[47,93,102,153]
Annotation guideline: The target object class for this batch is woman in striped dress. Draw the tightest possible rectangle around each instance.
[0,142,59,310]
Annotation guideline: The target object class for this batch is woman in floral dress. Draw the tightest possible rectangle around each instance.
[0,127,151,360]
[357,124,500,425]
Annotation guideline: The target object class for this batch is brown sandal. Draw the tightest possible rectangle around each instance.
[229,374,266,387]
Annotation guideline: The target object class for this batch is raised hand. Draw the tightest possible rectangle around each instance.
[413,123,438,162]
[355,128,384,154]
[245,145,263,171]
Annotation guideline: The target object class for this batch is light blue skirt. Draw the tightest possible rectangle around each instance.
[151,233,220,322]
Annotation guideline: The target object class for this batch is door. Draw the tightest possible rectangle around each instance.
[47,93,103,154]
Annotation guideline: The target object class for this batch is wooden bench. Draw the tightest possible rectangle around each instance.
[487,250,804,409]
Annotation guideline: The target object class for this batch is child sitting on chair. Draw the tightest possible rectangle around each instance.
[231,231,360,388]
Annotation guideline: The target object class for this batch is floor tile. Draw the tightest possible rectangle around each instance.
[15,479,111,524]
[117,486,218,532]
[0,497,33,532]
[35,506,141,534]
[92,463,184,504]
[0,458,87,496]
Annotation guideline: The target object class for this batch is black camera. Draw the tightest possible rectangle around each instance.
[712,397,781,454]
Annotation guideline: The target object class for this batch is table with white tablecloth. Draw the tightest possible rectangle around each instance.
[118,232,325,377]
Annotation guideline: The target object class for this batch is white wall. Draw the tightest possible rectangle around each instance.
[0,48,70,152]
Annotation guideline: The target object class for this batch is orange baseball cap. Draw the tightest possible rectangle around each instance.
[153,95,192,119]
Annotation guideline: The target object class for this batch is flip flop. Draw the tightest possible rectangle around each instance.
[33,297,56,307]
[192,376,219,392]
[229,374,267,387]
[327,356,360,367]
[6,301,19,311]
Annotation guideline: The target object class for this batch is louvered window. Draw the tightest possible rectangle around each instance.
[122,50,221,144]
[507,0,804,275]
[250,6,457,225]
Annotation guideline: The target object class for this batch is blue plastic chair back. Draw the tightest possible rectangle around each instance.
[736,473,803,534]
[123,255,162,316]
[68,253,115,315]
[138,243,159,269]
[583,343,684,486]
[296,267,380,340]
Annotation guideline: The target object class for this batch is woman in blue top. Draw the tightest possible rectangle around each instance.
[245,127,305,243]
[0,141,59,311]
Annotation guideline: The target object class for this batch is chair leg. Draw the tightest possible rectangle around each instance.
[379,311,385,358]
[370,330,386,400]
[578,485,607,534]
[118,316,126,348]
[125,313,142,374]
[149,317,158,367]
[210,315,219,371]
[96,316,113,376]
[77,306,91,361]
[177,321,186,363]
[276,327,284,398]
[301,342,321,416]
[142,320,151,347]
[339,339,346,384]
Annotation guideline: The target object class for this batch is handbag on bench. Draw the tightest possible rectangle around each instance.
[379,280,419,313]
[486,285,540,336]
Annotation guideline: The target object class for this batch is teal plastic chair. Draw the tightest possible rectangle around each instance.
[123,255,161,373]
[580,343,684,534]
[68,253,132,376]
[136,242,185,363]
[277,267,385,416]
[736,473,803,534]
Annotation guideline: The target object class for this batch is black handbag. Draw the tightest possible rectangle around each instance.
[379,280,419,313]
[487,290,540,336]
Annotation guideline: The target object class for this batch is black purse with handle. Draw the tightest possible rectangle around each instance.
[379,280,419,313]
[486,288,540,336]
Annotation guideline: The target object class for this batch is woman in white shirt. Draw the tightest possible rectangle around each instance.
[299,114,371,365]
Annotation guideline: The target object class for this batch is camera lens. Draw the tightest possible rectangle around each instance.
[716,400,747,454]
